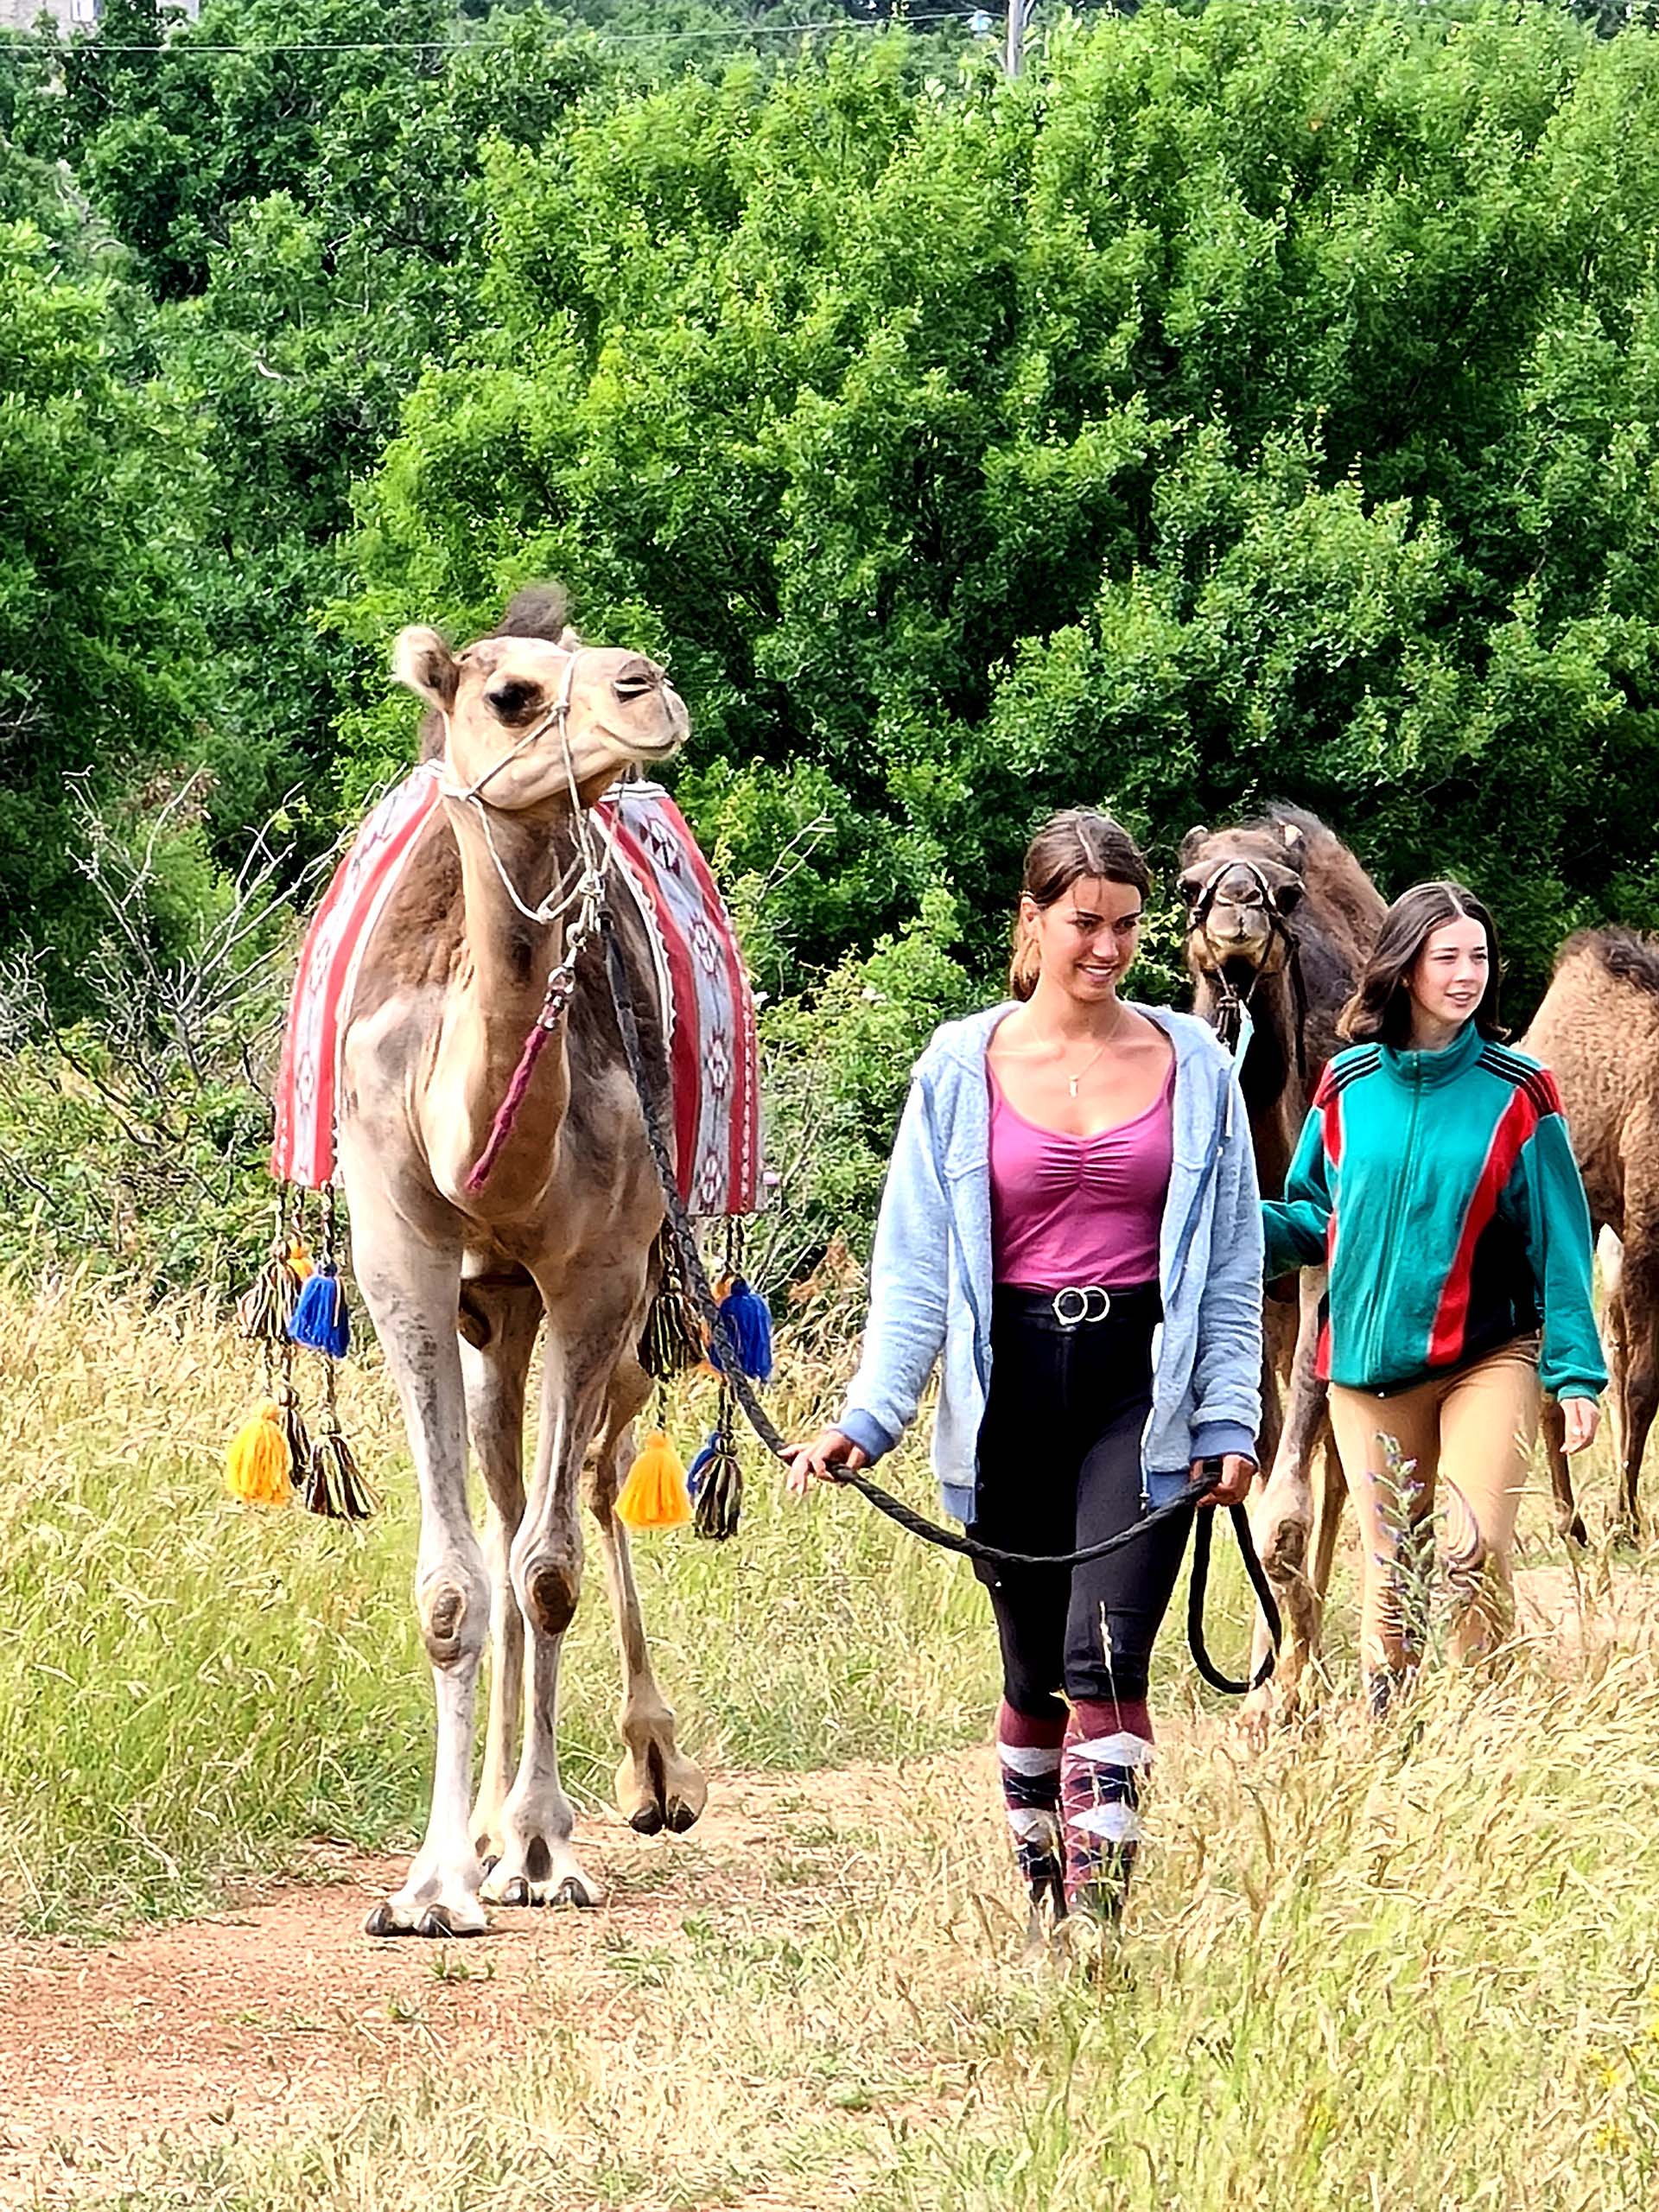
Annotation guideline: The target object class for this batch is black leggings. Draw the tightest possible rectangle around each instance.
[968,1286,1194,1718]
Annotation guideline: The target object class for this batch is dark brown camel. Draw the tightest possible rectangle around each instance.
[1523,929,1658,1535]
[1179,805,1386,1719]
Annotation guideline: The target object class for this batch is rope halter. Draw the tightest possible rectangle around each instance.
[1188,855,1308,1077]
[436,643,615,938]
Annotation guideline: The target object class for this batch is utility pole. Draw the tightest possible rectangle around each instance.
[1004,0,1031,78]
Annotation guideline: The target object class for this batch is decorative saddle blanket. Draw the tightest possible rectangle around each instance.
[271,767,761,1216]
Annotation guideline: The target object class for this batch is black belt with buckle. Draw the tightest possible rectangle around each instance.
[994,1281,1161,1332]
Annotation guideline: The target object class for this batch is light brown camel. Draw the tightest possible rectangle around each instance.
[1523,928,1659,1535]
[338,587,706,1936]
[1179,805,1386,1719]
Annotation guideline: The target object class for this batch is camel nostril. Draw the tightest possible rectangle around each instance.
[611,678,659,704]
[611,658,661,706]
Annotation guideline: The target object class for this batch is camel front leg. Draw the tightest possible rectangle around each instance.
[1614,1241,1659,1538]
[586,1359,708,1836]
[1243,1269,1330,1732]
[480,1288,639,1910]
[457,1276,543,1866]
[349,1205,490,1938]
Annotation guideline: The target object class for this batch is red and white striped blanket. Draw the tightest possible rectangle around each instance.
[271,767,760,1216]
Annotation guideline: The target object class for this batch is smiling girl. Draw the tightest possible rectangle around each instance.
[787,811,1263,1942]
[1263,881,1605,1709]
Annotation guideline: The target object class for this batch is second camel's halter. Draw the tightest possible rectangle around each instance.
[1190,856,1310,1082]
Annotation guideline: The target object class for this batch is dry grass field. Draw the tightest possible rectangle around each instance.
[3,1278,1659,2209]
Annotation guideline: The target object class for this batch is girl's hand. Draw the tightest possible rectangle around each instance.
[785,1427,870,1497]
[1192,1452,1255,1507]
[1561,1396,1601,1457]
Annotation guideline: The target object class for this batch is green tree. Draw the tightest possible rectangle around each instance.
[343,3,1659,1007]
[0,217,209,1001]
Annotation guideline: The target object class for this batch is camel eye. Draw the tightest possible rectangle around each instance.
[485,677,538,720]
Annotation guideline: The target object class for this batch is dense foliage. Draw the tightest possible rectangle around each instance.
[6,0,1659,1274]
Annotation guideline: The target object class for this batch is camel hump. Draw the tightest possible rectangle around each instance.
[1262,804,1388,931]
[1556,925,1659,997]
[493,583,577,646]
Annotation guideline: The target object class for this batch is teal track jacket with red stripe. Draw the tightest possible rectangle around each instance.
[1262,1021,1606,1400]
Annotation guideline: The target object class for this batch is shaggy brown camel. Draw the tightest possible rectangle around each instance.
[339,588,706,1936]
[1523,929,1659,1535]
[1180,805,1386,1718]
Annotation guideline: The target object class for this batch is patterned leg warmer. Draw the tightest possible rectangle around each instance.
[995,1700,1066,1920]
[1061,1696,1154,1923]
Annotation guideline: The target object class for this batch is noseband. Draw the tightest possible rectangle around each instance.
[436,644,613,934]
[436,644,620,1193]
[1189,857,1309,1080]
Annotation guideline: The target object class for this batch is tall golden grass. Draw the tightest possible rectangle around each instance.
[6,1278,1659,2206]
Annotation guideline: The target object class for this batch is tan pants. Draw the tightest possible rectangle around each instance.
[1328,1341,1541,1681]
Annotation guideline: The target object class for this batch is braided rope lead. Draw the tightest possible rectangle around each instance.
[599,912,1280,1692]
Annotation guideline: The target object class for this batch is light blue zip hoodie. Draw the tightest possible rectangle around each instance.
[836,1002,1265,1523]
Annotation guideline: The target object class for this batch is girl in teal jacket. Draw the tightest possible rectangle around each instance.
[1265,880,1605,1707]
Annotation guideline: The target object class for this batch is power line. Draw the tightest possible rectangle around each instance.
[0,11,979,56]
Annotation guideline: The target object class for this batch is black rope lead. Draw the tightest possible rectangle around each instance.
[600,910,1281,1694]
[1189,1502,1281,1694]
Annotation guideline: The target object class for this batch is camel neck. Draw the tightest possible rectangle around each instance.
[445,797,580,1018]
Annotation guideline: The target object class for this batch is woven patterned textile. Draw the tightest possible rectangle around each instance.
[271,768,760,1215]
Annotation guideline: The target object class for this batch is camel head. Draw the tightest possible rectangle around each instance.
[1179,817,1306,988]
[393,620,688,811]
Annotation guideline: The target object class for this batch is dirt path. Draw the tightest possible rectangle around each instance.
[3,1560,1649,2206]
[0,1754,954,2209]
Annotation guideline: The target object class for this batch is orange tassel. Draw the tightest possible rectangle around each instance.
[226,1400,292,1505]
[615,1429,693,1531]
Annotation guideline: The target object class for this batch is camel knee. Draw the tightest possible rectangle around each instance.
[517,1550,582,1639]
[1253,1483,1312,1577]
[418,1566,490,1669]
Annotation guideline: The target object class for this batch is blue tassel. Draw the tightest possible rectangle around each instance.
[289,1267,351,1359]
[685,1431,719,1500]
[715,1278,772,1382]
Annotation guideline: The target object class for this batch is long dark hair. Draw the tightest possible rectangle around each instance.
[1008,810,1153,1001]
[1338,880,1507,1046]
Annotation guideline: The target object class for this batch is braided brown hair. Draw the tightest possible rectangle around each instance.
[1008,810,1153,1001]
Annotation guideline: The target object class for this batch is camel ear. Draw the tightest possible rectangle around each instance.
[392,626,460,712]
[1279,819,1306,861]
[1179,825,1210,865]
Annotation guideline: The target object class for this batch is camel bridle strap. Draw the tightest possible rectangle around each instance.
[1191,857,1311,1082]
[598,907,1281,1694]
[438,646,616,934]
[454,646,626,1193]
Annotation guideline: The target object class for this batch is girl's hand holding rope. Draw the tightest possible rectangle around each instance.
[1195,1451,1255,1506]
[785,1427,870,1496]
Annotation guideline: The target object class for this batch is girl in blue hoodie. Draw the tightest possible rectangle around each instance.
[788,812,1263,1938]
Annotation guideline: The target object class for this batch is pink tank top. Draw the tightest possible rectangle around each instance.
[988,1063,1174,1291]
